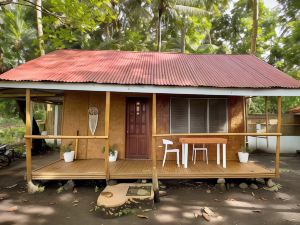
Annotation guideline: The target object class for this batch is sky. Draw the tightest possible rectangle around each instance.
[231,0,279,9]
[263,0,278,9]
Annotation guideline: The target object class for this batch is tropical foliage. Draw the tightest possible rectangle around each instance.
[0,0,299,115]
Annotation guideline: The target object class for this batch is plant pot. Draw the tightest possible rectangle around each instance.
[63,151,75,163]
[238,152,249,163]
[109,150,118,162]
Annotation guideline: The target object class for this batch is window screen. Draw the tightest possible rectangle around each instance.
[208,99,227,132]
[190,99,207,133]
[170,98,188,133]
[170,98,228,133]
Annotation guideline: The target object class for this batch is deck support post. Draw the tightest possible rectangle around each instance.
[152,93,159,202]
[275,96,282,177]
[265,97,269,149]
[105,91,111,182]
[243,96,247,147]
[25,89,32,185]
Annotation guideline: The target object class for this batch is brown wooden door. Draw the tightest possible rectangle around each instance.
[126,98,150,159]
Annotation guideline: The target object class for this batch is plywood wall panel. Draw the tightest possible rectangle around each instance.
[61,91,89,159]
[109,93,126,159]
[86,92,106,159]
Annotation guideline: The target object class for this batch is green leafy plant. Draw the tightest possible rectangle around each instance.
[102,145,116,156]
[240,146,252,153]
[61,143,73,153]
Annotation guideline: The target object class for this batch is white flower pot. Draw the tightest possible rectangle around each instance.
[238,152,249,163]
[63,151,75,163]
[109,150,118,162]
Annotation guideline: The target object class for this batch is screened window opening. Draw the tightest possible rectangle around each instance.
[170,98,228,133]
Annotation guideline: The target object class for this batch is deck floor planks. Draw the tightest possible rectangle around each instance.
[32,159,274,180]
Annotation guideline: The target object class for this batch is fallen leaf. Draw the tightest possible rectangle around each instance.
[72,199,79,204]
[95,186,100,193]
[49,202,56,205]
[259,197,267,201]
[6,206,18,212]
[136,214,148,219]
[203,207,215,217]
[89,208,94,212]
[206,190,211,194]
[5,184,18,189]
[142,209,152,212]
[73,204,78,207]
[214,199,221,202]
[251,192,255,197]
[202,212,211,221]
[90,201,95,205]
[73,188,78,194]
[21,199,28,203]
[253,210,261,213]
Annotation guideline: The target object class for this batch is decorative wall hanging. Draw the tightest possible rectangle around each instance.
[88,107,98,135]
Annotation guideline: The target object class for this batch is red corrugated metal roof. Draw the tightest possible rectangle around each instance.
[0,50,299,88]
[288,107,300,113]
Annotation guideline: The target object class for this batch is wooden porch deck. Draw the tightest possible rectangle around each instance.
[32,159,275,180]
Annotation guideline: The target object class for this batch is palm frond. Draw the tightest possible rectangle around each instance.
[175,5,209,16]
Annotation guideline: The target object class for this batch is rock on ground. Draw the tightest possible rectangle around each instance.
[250,183,258,190]
[239,183,248,189]
[267,179,276,188]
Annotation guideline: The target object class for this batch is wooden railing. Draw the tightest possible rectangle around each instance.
[25,135,108,160]
[153,133,281,137]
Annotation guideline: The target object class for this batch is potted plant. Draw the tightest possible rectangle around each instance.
[238,146,249,163]
[102,145,118,162]
[62,143,75,163]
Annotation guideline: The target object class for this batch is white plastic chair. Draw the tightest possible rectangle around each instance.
[192,144,208,164]
[162,139,180,167]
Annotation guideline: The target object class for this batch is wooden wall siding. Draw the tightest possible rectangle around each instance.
[61,91,106,159]
[62,92,244,161]
[109,93,126,159]
[86,92,106,159]
[61,91,89,159]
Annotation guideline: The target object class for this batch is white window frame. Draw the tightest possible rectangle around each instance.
[170,97,228,133]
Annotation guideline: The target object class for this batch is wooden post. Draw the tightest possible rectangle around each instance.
[275,96,282,177]
[243,96,247,147]
[74,130,79,160]
[152,93,160,202]
[104,92,111,181]
[25,89,32,182]
[265,97,269,148]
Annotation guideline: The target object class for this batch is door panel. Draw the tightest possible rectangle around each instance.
[126,98,150,159]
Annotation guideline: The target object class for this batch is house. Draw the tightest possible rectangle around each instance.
[0,50,299,194]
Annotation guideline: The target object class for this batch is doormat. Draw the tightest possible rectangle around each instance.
[126,186,152,196]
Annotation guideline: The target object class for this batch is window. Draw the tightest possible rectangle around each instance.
[170,98,228,133]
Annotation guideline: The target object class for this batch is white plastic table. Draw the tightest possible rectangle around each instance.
[179,137,228,169]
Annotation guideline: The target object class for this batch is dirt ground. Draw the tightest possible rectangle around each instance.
[0,151,300,225]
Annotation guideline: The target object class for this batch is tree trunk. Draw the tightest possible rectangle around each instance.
[157,11,162,52]
[36,0,45,56]
[180,24,186,53]
[251,0,258,54]
[16,100,45,155]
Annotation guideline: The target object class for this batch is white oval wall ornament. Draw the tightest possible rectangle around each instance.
[88,107,98,135]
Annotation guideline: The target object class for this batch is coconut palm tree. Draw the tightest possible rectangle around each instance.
[0,5,35,70]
